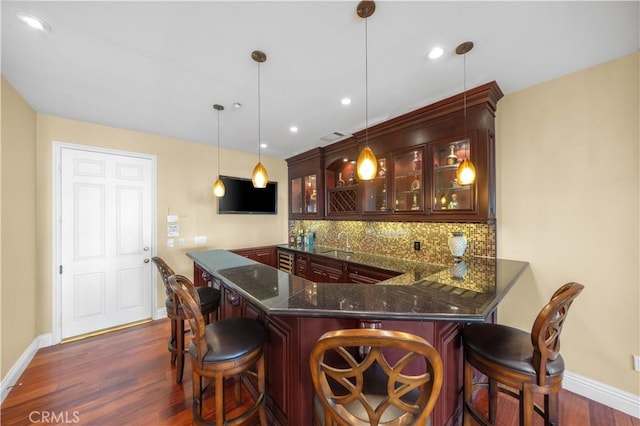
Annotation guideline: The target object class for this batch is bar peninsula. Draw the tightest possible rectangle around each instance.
[187,248,528,426]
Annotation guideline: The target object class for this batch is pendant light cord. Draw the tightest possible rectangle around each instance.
[364,16,369,146]
[463,51,467,140]
[257,61,262,163]
[217,108,221,174]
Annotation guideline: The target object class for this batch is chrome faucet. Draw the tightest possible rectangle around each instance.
[337,232,351,252]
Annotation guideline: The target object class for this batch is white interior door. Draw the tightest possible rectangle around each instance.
[59,147,153,339]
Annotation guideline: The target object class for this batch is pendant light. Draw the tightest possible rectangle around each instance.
[355,0,378,181]
[251,50,268,188]
[455,41,476,186]
[212,104,226,197]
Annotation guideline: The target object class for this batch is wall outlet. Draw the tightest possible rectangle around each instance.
[634,355,640,372]
[194,236,206,245]
[413,241,421,251]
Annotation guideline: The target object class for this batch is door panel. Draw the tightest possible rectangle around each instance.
[60,147,153,339]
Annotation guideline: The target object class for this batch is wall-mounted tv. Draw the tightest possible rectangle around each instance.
[218,175,278,214]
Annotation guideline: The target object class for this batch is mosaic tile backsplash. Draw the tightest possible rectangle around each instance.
[289,220,496,266]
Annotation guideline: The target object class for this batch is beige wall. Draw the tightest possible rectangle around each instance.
[34,115,288,334]
[496,52,639,395]
[2,53,639,399]
[1,78,38,378]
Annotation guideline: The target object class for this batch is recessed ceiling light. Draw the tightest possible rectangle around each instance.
[428,46,444,60]
[232,102,242,109]
[290,126,298,133]
[17,12,50,32]
[260,143,267,149]
[341,98,351,106]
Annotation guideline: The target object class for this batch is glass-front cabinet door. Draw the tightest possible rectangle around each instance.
[431,139,474,212]
[291,177,303,214]
[363,157,389,213]
[304,174,318,213]
[393,147,424,213]
[291,174,318,215]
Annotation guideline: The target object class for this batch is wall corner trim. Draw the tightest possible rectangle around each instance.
[564,370,640,419]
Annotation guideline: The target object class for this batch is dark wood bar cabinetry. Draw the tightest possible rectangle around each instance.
[287,81,503,222]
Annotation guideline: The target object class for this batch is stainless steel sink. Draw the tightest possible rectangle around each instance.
[319,249,354,258]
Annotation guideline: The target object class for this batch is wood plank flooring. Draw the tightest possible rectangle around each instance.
[1,319,638,425]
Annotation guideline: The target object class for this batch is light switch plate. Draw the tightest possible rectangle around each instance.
[194,236,206,245]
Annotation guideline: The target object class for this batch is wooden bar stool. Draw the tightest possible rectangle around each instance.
[309,328,443,425]
[462,282,584,426]
[152,257,221,384]
[168,274,267,426]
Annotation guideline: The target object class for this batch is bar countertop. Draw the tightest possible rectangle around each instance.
[187,247,529,322]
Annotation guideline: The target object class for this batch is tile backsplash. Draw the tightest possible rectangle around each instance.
[290,220,496,265]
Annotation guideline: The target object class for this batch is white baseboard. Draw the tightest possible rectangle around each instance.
[564,371,640,419]
[0,333,53,404]
[155,307,167,319]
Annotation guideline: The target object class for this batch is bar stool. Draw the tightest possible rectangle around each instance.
[168,274,267,426]
[309,328,443,425]
[152,256,221,384]
[462,282,584,426]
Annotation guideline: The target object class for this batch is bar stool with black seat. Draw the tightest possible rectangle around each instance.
[152,256,221,384]
[462,282,584,426]
[309,328,443,426]
[168,274,267,426]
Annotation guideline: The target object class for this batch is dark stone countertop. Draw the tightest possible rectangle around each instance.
[187,248,529,322]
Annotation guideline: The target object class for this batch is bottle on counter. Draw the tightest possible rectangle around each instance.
[336,172,345,187]
[348,171,357,186]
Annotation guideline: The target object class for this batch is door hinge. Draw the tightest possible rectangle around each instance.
[59,265,63,274]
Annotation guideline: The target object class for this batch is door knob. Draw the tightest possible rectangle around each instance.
[144,258,150,263]
[143,247,150,252]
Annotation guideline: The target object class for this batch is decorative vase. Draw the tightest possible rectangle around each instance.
[448,231,467,261]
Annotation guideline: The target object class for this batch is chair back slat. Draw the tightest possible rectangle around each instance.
[310,328,443,426]
[151,256,176,301]
[168,274,208,363]
[531,282,584,386]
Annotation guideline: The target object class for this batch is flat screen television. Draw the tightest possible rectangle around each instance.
[218,175,278,214]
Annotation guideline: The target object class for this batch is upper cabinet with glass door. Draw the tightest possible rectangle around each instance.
[287,148,323,219]
[431,138,474,212]
[392,147,425,213]
[363,157,390,214]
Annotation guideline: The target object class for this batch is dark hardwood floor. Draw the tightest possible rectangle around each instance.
[1,319,638,425]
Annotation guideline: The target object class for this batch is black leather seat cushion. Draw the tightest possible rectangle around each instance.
[462,323,564,377]
[190,317,267,364]
[166,286,221,313]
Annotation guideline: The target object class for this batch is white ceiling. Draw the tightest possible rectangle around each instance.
[2,1,638,160]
